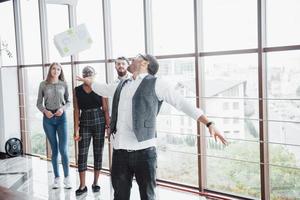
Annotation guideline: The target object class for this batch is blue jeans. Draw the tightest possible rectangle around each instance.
[43,112,69,178]
[111,147,157,200]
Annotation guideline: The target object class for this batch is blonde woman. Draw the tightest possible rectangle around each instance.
[36,62,71,189]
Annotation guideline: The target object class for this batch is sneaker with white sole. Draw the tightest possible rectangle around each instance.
[64,176,72,189]
[52,177,60,189]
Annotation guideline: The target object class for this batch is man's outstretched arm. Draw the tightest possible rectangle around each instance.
[76,76,118,97]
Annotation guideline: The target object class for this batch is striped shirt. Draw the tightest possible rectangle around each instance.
[36,80,70,112]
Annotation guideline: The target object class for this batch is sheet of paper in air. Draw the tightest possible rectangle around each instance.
[53,24,93,57]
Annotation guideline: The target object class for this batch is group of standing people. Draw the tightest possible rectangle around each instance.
[36,55,227,200]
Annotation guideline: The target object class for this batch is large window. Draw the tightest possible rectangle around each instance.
[203,54,260,198]
[266,0,300,47]
[76,0,105,61]
[202,0,257,51]
[110,0,145,57]
[46,4,70,63]
[20,0,42,64]
[61,65,75,163]
[152,0,194,55]
[0,1,17,66]
[203,54,259,140]
[24,67,46,156]
[207,158,260,198]
[156,58,198,186]
[267,51,300,199]
[3,0,300,199]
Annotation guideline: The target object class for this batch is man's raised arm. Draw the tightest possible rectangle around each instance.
[76,76,118,98]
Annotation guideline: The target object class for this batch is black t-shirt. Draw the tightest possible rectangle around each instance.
[75,84,102,110]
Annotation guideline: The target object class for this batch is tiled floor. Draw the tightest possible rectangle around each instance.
[0,156,206,200]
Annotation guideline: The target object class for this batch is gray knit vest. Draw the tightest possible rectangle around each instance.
[110,75,163,142]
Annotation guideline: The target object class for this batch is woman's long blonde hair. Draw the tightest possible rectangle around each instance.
[46,62,65,83]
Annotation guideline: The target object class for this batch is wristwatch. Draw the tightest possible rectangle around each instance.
[206,121,214,128]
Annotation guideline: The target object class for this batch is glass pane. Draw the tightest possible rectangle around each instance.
[269,144,300,169]
[204,99,259,140]
[207,138,259,162]
[0,1,17,66]
[267,51,300,129]
[46,4,70,63]
[24,67,46,156]
[111,0,144,57]
[267,0,300,47]
[270,166,300,199]
[267,50,300,198]
[157,149,197,186]
[203,54,259,141]
[156,57,195,85]
[158,130,197,152]
[155,58,197,186]
[76,0,105,60]
[202,0,257,51]
[267,51,300,99]
[61,65,75,163]
[152,0,194,55]
[269,121,300,146]
[268,99,300,123]
[204,54,260,198]
[203,54,258,98]
[207,157,261,199]
[21,0,42,64]
[156,57,197,137]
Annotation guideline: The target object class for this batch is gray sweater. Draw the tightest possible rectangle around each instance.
[36,80,70,112]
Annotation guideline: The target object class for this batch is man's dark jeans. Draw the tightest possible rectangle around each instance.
[111,147,157,200]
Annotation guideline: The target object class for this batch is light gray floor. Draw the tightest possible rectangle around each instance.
[0,156,206,200]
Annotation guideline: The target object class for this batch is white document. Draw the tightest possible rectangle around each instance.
[53,24,93,57]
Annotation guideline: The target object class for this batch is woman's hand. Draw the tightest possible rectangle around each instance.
[44,110,54,118]
[74,126,81,141]
[55,108,64,116]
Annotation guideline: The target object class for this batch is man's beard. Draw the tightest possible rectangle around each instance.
[117,70,127,77]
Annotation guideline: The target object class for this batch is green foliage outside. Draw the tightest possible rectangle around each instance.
[31,133,46,155]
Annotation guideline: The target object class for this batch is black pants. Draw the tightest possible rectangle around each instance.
[111,147,157,200]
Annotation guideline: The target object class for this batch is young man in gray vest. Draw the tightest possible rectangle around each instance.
[77,54,227,200]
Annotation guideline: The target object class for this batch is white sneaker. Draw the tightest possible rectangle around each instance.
[64,176,72,189]
[52,177,60,189]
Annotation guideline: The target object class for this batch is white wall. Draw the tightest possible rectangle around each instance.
[0,66,21,152]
